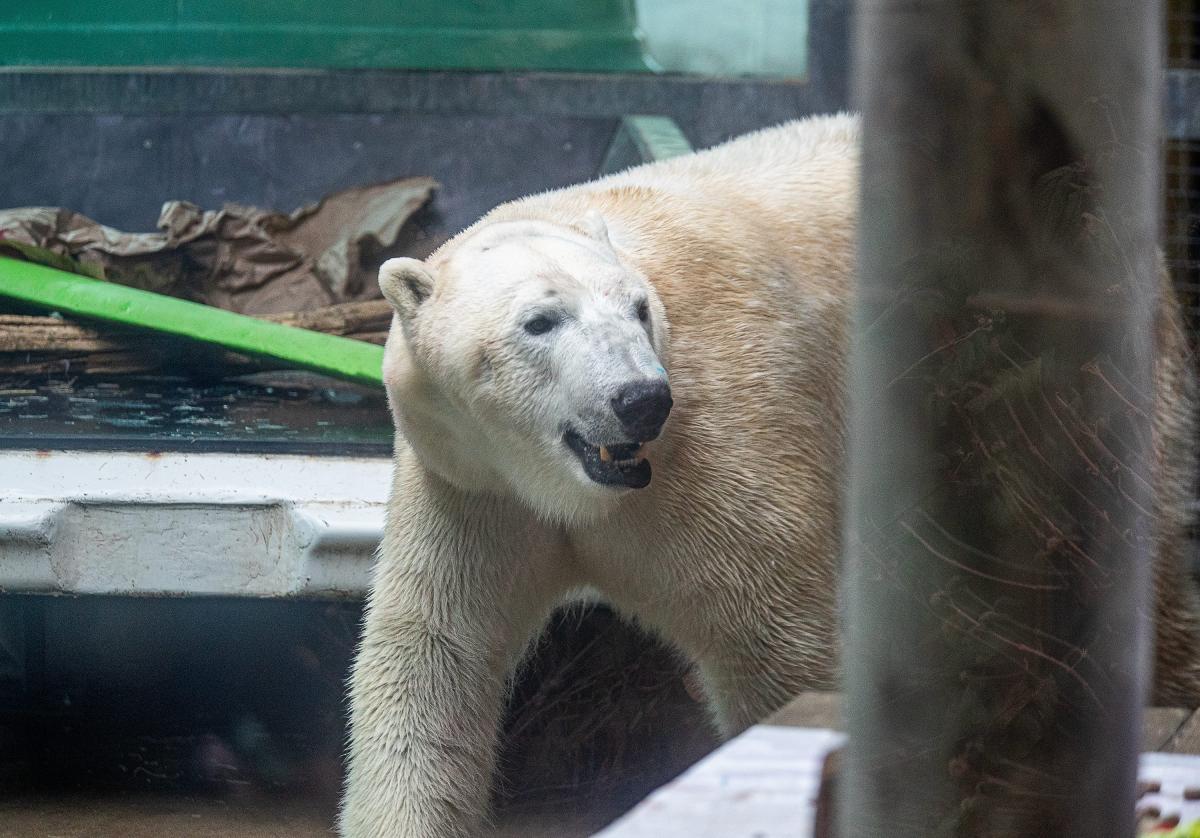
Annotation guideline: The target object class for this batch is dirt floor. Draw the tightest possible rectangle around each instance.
[0,791,624,837]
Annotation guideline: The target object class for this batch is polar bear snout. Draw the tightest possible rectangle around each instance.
[611,379,673,441]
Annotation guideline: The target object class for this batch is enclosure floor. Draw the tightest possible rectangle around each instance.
[0,791,625,838]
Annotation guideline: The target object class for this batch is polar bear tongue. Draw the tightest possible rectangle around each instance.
[563,430,652,489]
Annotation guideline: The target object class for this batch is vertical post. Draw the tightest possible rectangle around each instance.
[842,2,1162,836]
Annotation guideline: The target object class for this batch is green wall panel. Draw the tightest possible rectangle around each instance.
[0,0,649,71]
[3,1,172,26]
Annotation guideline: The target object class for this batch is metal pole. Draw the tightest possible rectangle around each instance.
[842,2,1161,836]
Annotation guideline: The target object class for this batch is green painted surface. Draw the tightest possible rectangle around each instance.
[621,115,694,161]
[0,0,649,71]
[599,115,694,175]
[0,257,385,386]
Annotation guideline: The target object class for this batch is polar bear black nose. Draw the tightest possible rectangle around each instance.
[612,380,673,440]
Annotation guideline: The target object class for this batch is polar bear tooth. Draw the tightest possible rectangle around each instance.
[599,446,612,462]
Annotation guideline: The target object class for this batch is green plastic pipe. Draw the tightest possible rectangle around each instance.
[0,256,385,386]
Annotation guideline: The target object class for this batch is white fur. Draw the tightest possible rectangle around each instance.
[343,114,855,836]
[342,109,1200,835]
[338,109,1200,838]
[380,215,673,524]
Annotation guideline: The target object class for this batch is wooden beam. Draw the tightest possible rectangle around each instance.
[843,2,1161,835]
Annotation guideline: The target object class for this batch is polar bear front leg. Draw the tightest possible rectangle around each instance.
[689,609,839,739]
[341,461,563,838]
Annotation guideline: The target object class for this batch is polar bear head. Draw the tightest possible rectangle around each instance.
[378,212,672,522]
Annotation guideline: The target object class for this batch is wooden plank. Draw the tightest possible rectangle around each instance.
[845,2,1160,834]
[766,694,1196,756]
[0,314,130,352]
[765,691,843,731]
[264,300,392,336]
[1165,708,1200,754]
[1145,707,1193,752]
[0,301,393,352]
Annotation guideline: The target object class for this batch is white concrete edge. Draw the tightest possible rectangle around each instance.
[0,449,390,597]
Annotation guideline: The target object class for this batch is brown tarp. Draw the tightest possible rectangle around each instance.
[0,176,437,316]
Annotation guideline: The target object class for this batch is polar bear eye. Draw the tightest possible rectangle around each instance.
[636,300,650,323]
[524,315,558,336]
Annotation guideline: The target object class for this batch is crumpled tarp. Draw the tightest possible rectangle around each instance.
[0,176,436,316]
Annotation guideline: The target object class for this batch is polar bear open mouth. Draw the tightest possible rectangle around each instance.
[562,428,652,489]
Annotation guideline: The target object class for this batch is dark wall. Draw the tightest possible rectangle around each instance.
[1,112,620,236]
[0,5,852,236]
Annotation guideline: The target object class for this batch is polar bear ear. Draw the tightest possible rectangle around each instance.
[379,257,435,320]
[580,209,613,247]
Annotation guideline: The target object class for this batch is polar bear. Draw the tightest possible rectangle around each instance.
[341,113,1200,837]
